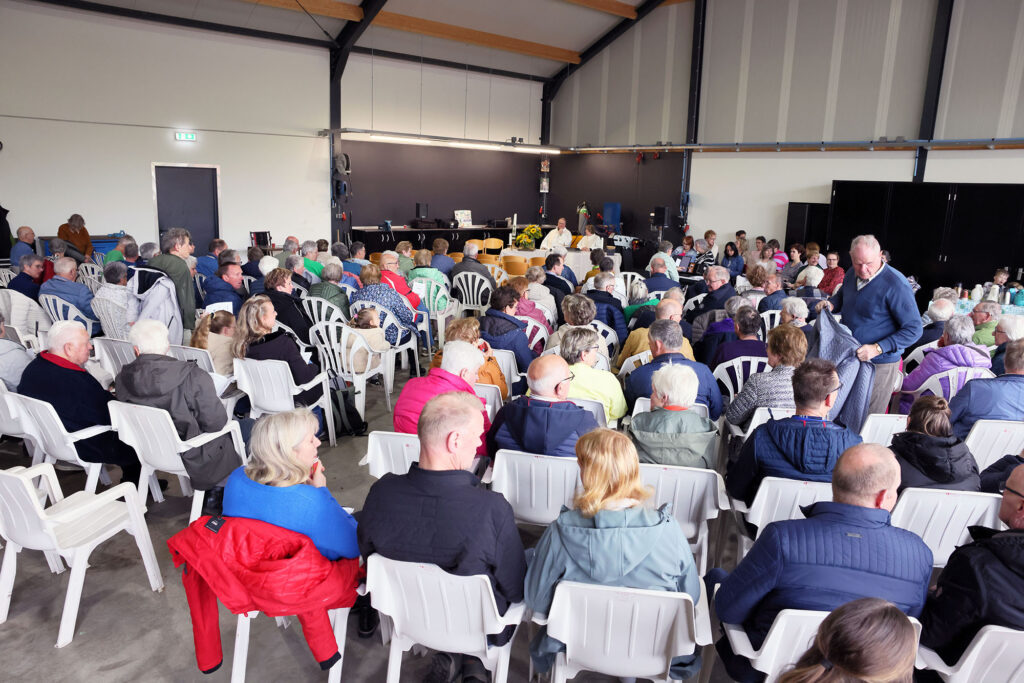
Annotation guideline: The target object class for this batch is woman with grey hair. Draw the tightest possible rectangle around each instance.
[93,261,131,339]
[559,326,626,423]
[628,364,717,467]
[547,295,608,359]
[308,262,350,316]
[992,314,1024,375]
[898,314,992,413]
[57,213,94,260]
[625,279,658,322]
[780,297,809,327]
[525,265,557,316]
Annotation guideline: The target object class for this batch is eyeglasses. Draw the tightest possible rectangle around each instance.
[1000,484,1024,500]
[587,345,600,351]
[557,372,575,386]
[830,381,844,394]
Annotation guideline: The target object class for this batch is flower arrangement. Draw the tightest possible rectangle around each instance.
[515,224,543,250]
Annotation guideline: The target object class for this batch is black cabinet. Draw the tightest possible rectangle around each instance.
[828,180,1024,305]
[785,202,830,250]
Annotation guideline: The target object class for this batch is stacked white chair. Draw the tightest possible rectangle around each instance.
[858,413,909,447]
[0,463,163,647]
[536,581,711,683]
[964,419,1024,471]
[891,489,1004,567]
[452,271,493,317]
[359,431,420,478]
[109,401,246,522]
[916,625,1024,682]
[491,449,580,525]
[233,357,336,446]
[309,321,391,420]
[366,555,525,683]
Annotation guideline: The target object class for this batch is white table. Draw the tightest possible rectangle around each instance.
[499,248,621,279]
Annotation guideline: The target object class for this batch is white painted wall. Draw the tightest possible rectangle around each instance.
[924,149,1024,184]
[0,0,330,247]
[340,52,544,144]
[686,152,917,244]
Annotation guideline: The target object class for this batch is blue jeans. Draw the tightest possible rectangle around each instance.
[415,302,434,348]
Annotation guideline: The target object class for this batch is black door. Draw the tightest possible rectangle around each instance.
[826,181,892,268]
[154,166,219,251]
[945,184,1024,290]
[885,183,953,308]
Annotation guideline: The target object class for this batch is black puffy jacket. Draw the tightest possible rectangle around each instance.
[890,431,980,493]
[921,527,1024,664]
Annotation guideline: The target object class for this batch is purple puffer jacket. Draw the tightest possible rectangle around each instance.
[899,343,992,413]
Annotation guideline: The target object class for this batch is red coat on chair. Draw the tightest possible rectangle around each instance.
[381,269,421,310]
[167,516,363,674]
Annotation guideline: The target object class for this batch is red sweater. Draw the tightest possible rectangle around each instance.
[381,270,421,309]
[820,266,845,295]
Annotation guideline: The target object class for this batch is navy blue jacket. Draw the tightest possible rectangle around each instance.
[196,254,218,280]
[627,352,722,419]
[202,276,244,315]
[643,273,675,293]
[8,272,39,301]
[478,309,537,373]
[711,501,933,649]
[241,260,263,279]
[950,374,1024,440]
[562,266,578,288]
[486,396,599,458]
[828,264,922,364]
[585,290,627,345]
[544,271,572,297]
[726,416,862,506]
[980,454,1024,493]
[685,283,737,323]
[907,320,945,359]
[992,341,1009,376]
[757,290,786,312]
[431,253,455,275]
[357,464,526,624]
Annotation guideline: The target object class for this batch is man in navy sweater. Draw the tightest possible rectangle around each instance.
[818,235,922,414]
[627,319,722,419]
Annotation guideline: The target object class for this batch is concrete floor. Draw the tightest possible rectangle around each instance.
[0,373,736,683]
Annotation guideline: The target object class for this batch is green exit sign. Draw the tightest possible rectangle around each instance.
[175,131,197,142]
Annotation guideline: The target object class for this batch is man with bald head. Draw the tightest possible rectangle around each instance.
[486,354,599,458]
[360,392,526,678]
[644,257,675,293]
[615,298,694,372]
[817,235,922,414]
[710,443,933,681]
[921,464,1024,665]
[9,226,35,269]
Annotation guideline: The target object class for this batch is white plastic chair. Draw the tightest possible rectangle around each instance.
[484,263,509,285]
[272,320,314,362]
[93,337,137,378]
[301,296,345,326]
[491,449,580,525]
[738,477,833,535]
[631,397,709,420]
[411,278,460,347]
[77,262,102,282]
[453,271,493,317]
[39,293,98,332]
[231,607,352,683]
[359,431,420,478]
[891,488,1004,567]
[621,270,643,296]
[726,405,795,441]
[569,396,609,428]
[538,581,711,683]
[0,463,163,647]
[366,555,525,683]
[491,348,524,390]
[8,393,113,492]
[474,383,503,422]
[232,357,336,446]
[964,419,1024,471]
[194,272,207,300]
[517,315,550,352]
[90,296,128,340]
[858,413,909,447]
[109,401,246,522]
[916,625,1024,682]
[589,319,620,358]
[734,275,751,293]
[901,366,996,403]
[534,301,556,327]
[724,609,920,682]
[617,350,652,380]
[905,339,940,372]
[683,293,706,315]
[309,321,391,420]
[714,355,771,403]
[348,300,420,393]
[292,280,309,298]
[240,274,255,295]
[167,344,216,372]
[0,269,15,286]
[759,310,781,339]
[639,463,729,574]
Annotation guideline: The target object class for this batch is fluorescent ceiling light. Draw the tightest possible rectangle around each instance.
[369,134,434,145]
[449,142,503,151]
[509,146,561,155]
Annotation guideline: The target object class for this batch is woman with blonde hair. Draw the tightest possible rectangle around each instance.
[430,317,508,399]
[525,428,700,678]
[222,408,358,560]
[779,598,917,683]
[191,310,236,376]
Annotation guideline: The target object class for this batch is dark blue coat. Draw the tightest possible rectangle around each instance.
[757,289,786,312]
[627,352,722,419]
[585,290,627,345]
[907,320,945,359]
[202,276,243,315]
[950,374,1024,440]
[711,501,933,649]
[241,260,263,279]
[478,309,537,373]
[8,272,39,301]
[643,273,675,293]
[685,283,737,323]
[980,454,1024,493]
[722,255,745,279]
[431,253,455,275]
[486,396,599,458]
[726,416,863,505]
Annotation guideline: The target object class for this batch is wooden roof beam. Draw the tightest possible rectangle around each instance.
[562,0,637,20]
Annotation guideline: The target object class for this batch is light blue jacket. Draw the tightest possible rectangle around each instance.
[525,504,700,676]
[39,275,98,335]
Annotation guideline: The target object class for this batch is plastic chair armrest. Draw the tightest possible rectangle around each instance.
[715,476,731,511]
[695,589,713,646]
[294,371,329,393]
[498,601,527,627]
[45,482,140,523]
[530,610,549,626]
[181,420,240,450]
[722,621,758,659]
[480,466,494,485]
[915,646,954,674]
[16,463,66,503]
[67,424,113,441]
[731,498,750,514]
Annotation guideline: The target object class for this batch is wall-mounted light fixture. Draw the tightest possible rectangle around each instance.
[175,131,197,142]
[327,128,561,155]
